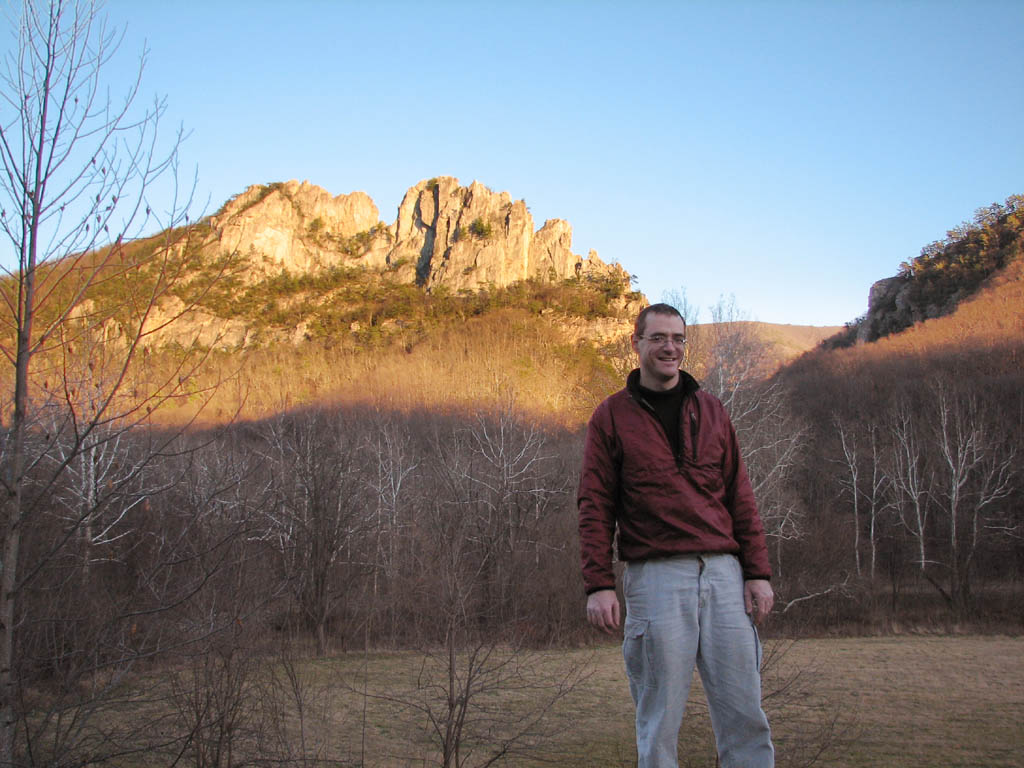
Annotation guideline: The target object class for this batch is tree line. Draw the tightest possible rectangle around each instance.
[779,343,1023,630]
[6,397,589,764]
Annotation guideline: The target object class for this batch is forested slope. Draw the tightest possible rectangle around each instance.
[775,210,1024,627]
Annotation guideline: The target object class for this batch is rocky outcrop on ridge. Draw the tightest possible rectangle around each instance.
[391,177,616,290]
[106,177,642,352]
[204,176,626,292]
[856,273,975,344]
[856,276,912,343]
[209,180,389,276]
[826,194,1024,347]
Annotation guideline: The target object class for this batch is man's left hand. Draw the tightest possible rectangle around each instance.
[744,579,774,625]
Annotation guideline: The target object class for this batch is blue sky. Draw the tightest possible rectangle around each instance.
[22,1,1024,325]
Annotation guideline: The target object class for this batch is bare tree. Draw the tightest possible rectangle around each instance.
[257,409,368,656]
[0,1,233,760]
[834,414,864,577]
[169,626,260,768]
[833,415,890,582]
[737,378,806,568]
[363,415,583,768]
[661,287,700,328]
[862,423,889,583]
[365,413,419,646]
[8,427,257,766]
[459,401,570,627]
[689,296,771,414]
[886,398,934,579]
[932,382,1016,615]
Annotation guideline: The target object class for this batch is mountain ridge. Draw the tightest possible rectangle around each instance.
[127,177,644,352]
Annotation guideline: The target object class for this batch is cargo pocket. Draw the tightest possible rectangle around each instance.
[622,618,656,691]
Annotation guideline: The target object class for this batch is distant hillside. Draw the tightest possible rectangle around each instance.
[768,198,1024,632]
[721,321,842,372]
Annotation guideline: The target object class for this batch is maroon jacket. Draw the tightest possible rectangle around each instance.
[578,369,772,594]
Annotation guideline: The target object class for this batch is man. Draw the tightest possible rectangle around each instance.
[578,303,775,768]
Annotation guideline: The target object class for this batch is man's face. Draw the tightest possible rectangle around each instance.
[631,312,686,390]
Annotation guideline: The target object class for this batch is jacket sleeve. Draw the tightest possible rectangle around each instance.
[577,403,620,594]
[721,413,773,581]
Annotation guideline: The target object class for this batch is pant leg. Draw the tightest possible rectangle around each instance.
[695,554,774,768]
[622,558,701,768]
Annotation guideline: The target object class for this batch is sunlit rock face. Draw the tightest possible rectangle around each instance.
[209,176,626,292]
[390,176,622,291]
[210,180,385,278]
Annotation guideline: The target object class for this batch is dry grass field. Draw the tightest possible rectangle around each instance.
[200,635,1022,768]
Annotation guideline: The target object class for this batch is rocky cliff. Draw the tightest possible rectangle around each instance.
[833,271,980,347]
[209,181,385,276]
[205,176,625,292]
[855,275,915,344]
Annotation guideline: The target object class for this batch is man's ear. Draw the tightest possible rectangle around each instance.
[630,334,640,354]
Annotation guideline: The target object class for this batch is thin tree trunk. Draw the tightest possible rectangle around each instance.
[0,218,37,764]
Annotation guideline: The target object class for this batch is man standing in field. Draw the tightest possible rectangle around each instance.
[578,303,775,768]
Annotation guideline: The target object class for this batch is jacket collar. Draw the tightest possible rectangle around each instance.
[626,368,700,400]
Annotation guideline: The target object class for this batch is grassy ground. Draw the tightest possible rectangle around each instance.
[778,636,1024,768]
[319,636,1024,768]
[38,635,1023,766]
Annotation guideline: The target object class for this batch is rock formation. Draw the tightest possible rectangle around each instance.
[856,273,966,344]
[106,177,640,351]
[208,180,389,277]
[204,176,626,292]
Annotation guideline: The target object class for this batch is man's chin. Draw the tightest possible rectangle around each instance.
[653,367,680,382]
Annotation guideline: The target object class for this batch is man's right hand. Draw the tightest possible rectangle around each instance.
[586,589,621,634]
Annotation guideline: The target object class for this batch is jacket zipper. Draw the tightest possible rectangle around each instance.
[690,409,698,463]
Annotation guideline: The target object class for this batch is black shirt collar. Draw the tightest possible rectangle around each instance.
[626,368,700,400]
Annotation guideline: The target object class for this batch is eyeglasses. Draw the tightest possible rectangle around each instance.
[639,334,687,348]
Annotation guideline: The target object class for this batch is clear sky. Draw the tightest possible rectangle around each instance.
[14,1,1024,326]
